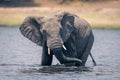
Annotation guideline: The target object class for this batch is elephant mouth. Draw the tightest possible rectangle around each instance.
[48,44,67,55]
[46,37,67,55]
[47,38,63,50]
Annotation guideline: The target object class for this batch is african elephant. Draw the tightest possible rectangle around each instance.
[19,12,94,66]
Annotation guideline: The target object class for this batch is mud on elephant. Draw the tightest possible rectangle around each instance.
[19,12,94,66]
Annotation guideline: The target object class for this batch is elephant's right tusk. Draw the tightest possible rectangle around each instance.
[48,48,50,55]
[66,21,72,27]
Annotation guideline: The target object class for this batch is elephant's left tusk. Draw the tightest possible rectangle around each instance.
[62,45,67,50]
[48,48,50,55]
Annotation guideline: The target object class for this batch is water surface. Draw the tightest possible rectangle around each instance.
[0,27,120,80]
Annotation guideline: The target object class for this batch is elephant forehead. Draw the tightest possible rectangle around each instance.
[44,20,61,32]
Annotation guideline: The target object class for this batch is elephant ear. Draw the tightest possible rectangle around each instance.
[19,16,44,46]
[57,12,75,42]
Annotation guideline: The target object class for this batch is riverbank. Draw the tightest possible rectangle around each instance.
[0,0,120,29]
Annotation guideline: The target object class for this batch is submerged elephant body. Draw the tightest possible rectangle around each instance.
[20,12,94,66]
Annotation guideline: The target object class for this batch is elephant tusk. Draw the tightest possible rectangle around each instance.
[48,48,50,55]
[66,21,72,27]
[62,45,67,50]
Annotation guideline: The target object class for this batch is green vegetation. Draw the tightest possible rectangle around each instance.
[0,13,41,27]
[0,0,120,29]
[91,24,120,29]
[80,14,120,29]
[0,13,120,29]
[0,14,23,26]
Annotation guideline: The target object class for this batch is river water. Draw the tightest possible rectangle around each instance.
[0,27,120,80]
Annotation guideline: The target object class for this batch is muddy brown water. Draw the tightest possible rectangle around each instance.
[0,27,120,80]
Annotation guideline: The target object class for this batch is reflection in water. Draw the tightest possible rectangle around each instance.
[0,27,120,80]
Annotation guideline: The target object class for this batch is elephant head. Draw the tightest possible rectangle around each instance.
[19,12,82,65]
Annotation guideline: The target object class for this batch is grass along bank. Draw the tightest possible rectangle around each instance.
[0,12,120,29]
[0,0,120,29]
[80,14,120,29]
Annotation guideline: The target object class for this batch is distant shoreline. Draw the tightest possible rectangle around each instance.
[0,0,120,29]
[1,24,120,29]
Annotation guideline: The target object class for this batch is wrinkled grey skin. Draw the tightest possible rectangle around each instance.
[19,12,94,66]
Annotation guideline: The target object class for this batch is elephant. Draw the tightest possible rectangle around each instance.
[19,12,94,66]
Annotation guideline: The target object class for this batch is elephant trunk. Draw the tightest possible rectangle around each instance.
[52,48,82,65]
[47,37,82,65]
[47,37,63,50]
